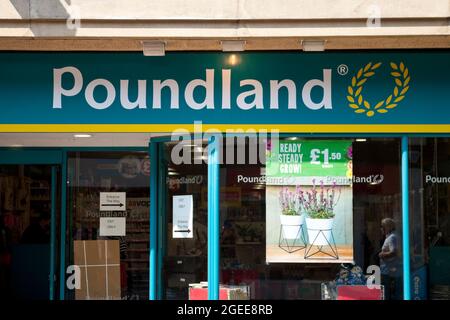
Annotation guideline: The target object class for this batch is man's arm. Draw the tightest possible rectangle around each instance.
[379,235,397,259]
[379,250,396,259]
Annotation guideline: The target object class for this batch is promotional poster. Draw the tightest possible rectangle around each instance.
[266,139,354,263]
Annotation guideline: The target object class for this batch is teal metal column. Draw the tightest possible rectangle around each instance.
[157,142,167,299]
[207,135,220,300]
[401,136,411,300]
[59,151,68,300]
[49,166,57,300]
[149,141,158,300]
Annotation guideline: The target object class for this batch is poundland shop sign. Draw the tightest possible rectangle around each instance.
[0,52,449,132]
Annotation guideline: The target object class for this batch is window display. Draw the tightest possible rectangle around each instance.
[220,137,403,299]
[410,138,450,300]
[265,139,354,263]
[0,165,59,299]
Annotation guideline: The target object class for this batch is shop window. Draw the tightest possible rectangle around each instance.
[219,137,403,300]
[410,138,450,300]
[0,165,60,299]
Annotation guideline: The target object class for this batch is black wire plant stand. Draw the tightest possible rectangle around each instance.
[304,227,339,260]
[278,223,306,253]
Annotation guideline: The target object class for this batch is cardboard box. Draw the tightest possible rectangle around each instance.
[73,240,121,300]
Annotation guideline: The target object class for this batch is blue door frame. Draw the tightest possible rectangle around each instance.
[207,134,220,300]
[149,142,159,300]
[401,136,411,300]
[49,166,58,300]
[57,147,148,300]
[148,135,221,300]
[0,148,62,300]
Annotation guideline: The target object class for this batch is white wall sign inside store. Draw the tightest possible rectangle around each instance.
[99,217,126,236]
[173,195,194,239]
[100,192,126,211]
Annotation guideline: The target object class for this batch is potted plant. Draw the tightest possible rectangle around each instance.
[279,186,303,240]
[299,179,341,246]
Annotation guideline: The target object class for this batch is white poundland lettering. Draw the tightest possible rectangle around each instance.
[52,67,333,111]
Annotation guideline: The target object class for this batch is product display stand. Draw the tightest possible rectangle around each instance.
[304,228,339,259]
[278,224,306,253]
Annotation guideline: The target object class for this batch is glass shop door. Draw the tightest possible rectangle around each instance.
[159,140,209,300]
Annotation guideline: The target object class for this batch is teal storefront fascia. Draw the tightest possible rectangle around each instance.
[1,51,450,300]
[0,51,449,132]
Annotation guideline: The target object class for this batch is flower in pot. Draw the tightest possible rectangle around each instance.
[299,179,341,246]
[279,186,303,240]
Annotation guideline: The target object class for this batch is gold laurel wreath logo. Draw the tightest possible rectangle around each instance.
[347,62,410,117]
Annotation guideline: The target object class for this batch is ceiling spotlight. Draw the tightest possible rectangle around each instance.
[227,54,240,66]
[142,40,166,56]
[356,138,367,142]
[221,40,246,52]
[74,134,92,138]
[301,40,326,52]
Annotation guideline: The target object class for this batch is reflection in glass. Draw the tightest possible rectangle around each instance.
[219,137,403,300]
[162,141,208,300]
[410,138,450,300]
[0,165,59,299]
[67,152,149,300]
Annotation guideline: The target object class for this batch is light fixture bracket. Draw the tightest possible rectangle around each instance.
[300,40,326,52]
[142,40,166,56]
[221,40,246,52]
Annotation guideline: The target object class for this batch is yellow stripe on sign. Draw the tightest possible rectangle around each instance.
[0,124,449,133]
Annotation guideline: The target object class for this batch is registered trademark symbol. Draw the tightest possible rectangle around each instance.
[337,64,348,76]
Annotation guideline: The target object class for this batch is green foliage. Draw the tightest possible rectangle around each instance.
[282,208,299,216]
[307,208,335,219]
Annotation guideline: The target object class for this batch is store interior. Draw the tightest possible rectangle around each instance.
[0,134,449,300]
